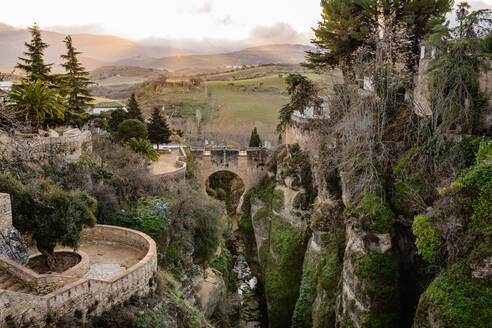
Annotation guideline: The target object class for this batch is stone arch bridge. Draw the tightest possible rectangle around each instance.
[190,147,270,191]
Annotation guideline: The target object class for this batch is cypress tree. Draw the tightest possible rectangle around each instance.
[16,23,52,81]
[249,127,262,147]
[127,93,144,122]
[147,107,171,147]
[60,35,94,116]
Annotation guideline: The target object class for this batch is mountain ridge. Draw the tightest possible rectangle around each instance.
[0,22,313,72]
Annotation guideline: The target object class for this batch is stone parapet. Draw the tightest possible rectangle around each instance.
[0,130,92,163]
[0,225,157,327]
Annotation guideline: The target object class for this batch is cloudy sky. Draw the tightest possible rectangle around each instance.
[0,0,490,52]
[0,0,320,46]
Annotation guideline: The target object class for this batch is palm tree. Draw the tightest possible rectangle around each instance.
[8,79,66,131]
[126,137,159,161]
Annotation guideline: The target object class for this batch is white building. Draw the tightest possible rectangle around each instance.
[90,102,126,114]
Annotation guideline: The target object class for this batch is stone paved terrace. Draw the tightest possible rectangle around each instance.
[0,224,157,327]
[150,145,187,178]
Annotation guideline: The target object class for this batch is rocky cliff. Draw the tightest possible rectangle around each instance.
[238,93,491,328]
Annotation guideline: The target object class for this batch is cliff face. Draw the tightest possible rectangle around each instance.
[238,140,401,328]
[238,145,312,328]
[240,105,491,328]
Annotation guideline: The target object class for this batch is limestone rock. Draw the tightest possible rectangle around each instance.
[47,129,59,137]
[192,267,226,318]
[0,226,29,264]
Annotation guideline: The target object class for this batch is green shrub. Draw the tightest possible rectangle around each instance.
[118,119,147,141]
[476,141,492,164]
[206,188,216,197]
[0,175,97,267]
[171,192,225,263]
[350,191,395,233]
[215,187,227,201]
[119,197,170,240]
[416,264,492,328]
[413,214,442,262]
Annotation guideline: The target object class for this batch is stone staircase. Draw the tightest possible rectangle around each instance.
[0,267,36,294]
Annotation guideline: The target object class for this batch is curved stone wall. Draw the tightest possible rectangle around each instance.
[0,225,157,327]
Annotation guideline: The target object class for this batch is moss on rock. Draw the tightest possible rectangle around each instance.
[414,264,492,328]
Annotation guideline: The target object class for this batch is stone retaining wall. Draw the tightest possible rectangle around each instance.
[0,130,92,163]
[0,225,157,327]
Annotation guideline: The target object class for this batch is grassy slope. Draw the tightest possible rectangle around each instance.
[155,72,322,130]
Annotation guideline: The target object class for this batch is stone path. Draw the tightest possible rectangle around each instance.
[150,149,181,175]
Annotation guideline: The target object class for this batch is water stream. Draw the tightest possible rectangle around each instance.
[227,230,265,328]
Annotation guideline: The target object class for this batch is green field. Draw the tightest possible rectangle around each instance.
[153,73,323,130]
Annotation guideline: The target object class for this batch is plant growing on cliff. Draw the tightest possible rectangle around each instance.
[170,191,225,264]
[277,74,322,132]
[348,191,395,233]
[0,175,97,269]
[412,214,442,262]
[428,5,492,134]
[414,263,492,328]
[305,0,452,75]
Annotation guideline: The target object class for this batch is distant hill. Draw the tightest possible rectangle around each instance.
[123,44,315,70]
[0,22,194,72]
[0,22,313,72]
[90,66,168,80]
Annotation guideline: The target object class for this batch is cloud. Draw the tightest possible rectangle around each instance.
[138,22,313,54]
[194,1,213,14]
[248,22,312,45]
[43,24,104,35]
[139,36,246,54]
[216,15,232,25]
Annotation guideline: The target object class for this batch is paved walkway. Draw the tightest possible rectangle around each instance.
[150,149,182,175]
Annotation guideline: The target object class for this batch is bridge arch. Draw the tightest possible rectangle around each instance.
[206,170,246,217]
[191,147,269,193]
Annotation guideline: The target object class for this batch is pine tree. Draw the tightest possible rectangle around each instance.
[147,107,171,147]
[16,23,52,81]
[249,127,262,147]
[60,35,94,117]
[305,0,452,73]
[127,93,144,122]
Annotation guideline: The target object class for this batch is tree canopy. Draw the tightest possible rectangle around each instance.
[59,35,94,126]
[118,118,148,141]
[0,175,97,269]
[249,127,262,147]
[108,108,129,133]
[147,107,171,146]
[126,137,159,161]
[277,74,322,132]
[428,6,492,134]
[16,23,52,81]
[305,0,452,73]
[126,93,144,122]
[8,79,66,131]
